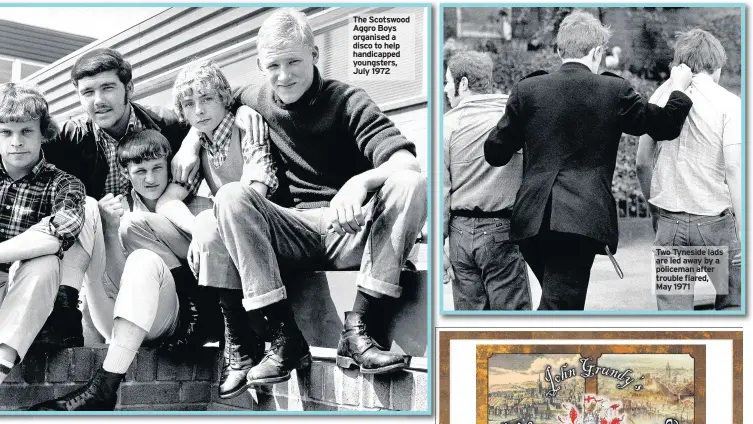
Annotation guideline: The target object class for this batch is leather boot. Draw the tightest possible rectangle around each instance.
[246,320,311,386]
[336,311,410,374]
[159,267,223,357]
[29,368,124,411]
[218,309,264,399]
[32,286,84,350]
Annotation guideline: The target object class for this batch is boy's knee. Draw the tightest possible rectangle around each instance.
[385,170,426,195]
[215,182,245,210]
[118,211,151,246]
[15,255,61,287]
[193,210,223,247]
[123,249,164,279]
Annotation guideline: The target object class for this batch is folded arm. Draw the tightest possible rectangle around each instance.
[1,174,86,263]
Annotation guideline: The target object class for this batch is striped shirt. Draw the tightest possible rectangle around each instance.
[0,155,86,272]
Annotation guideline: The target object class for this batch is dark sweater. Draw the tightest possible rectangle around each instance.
[236,67,416,209]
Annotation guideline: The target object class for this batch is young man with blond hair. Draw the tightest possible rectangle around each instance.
[198,8,426,391]
[156,60,278,398]
[0,83,86,384]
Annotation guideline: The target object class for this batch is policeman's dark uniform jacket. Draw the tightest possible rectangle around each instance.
[484,63,693,310]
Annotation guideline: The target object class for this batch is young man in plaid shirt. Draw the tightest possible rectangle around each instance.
[133,60,278,399]
[0,83,86,385]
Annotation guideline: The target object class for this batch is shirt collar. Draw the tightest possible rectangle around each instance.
[94,104,138,143]
[0,151,48,181]
[274,66,324,110]
[199,111,235,151]
[456,93,509,107]
[691,72,716,85]
[129,188,149,212]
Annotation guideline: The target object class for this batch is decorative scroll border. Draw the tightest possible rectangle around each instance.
[475,344,706,424]
[437,330,742,424]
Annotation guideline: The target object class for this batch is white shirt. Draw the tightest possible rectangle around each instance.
[648,73,741,215]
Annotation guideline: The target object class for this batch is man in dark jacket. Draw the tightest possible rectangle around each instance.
[34,48,203,349]
[484,10,694,310]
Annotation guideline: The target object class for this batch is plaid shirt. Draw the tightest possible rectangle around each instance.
[0,155,86,272]
[199,111,278,194]
[94,106,202,198]
[95,105,144,197]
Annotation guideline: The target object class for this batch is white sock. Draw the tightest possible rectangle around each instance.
[102,318,146,375]
[0,357,13,384]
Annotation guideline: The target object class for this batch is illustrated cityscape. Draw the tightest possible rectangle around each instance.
[488,353,695,424]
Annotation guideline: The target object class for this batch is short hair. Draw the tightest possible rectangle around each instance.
[672,28,727,74]
[0,83,59,142]
[71,48,133,88]
[556,10,612,59]
[172,60,233,123]
[258,8,316,53]
[447,51,494,95]
[117,129,172,169]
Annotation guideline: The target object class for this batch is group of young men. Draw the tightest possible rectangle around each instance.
[444,10,741,311]
[0,8,426,410]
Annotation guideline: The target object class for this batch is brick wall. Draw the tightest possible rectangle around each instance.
[2,268,429,413]
[0,346,217,411]
[209,352,428,412]
[0,346,428,412]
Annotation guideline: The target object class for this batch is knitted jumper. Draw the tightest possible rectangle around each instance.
[236,67,416,209]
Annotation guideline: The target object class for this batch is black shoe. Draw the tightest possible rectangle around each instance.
[158,269,223,357]
[29,368,124,411]
[32,286,84,350]
[246,321,311,386]
[218,310,264,399]
[336,311,410,374]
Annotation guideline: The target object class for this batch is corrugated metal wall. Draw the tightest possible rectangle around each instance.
[24,7,428,167]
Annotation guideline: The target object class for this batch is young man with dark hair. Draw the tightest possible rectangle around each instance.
[32,48,206,350]
[636,28,741,310]
[444,50,531,310]
[30,129,217,410]
[484,10,694,310]
[0,83,86,385]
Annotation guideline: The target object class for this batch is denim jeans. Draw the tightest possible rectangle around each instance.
[212,170,427,311]
[448,216,531,310]
[654,208,741,310]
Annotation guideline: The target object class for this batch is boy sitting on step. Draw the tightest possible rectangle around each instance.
[30,129,220,411]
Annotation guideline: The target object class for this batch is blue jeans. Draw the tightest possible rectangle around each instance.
[212,171,427,311]
[654,208,741,310]
[448,216,531,310]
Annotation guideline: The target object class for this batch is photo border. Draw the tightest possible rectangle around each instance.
[0,2,433,416]
[476,343,706,424]
[438,3,747,316]
[438,330,743,424]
